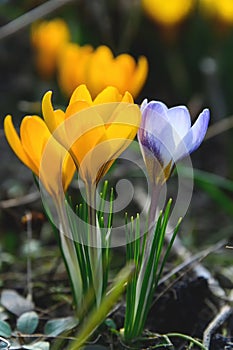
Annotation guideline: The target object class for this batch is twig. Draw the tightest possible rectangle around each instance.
[0,0,78,41]
[203,304,232,349]
[158,239,227,287]
[205,114,233,140]
[165,229,227,299]
[167,333,207,350]
[0,191,40,209]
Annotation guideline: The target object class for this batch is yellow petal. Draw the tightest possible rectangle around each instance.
[42,91,68,148]
[86,46,113,97]
[58,44,93,97]
[121,91,134,104]
[42,91,65,132]
[100,97,136,126]
[142,0,194,26]
[93,103,141,183]
[104,104,141,152]
[20,116,51,170]
[64,105,105,168]
[65,100,90,119]
[115,54,135,74]
[108,54,135,93]
[40,136,74,195]
[4,115,38,175]
[62,152,76,192]
[21,116,74,194]
[31,19,70,78]
[69,84,93,105]
[93,86,122,104]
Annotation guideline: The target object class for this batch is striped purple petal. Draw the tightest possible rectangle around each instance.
[139,101,175,167]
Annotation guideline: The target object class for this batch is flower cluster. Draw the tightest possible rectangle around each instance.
[4,82,209,344]
[58,44,148,99]
[5,86,209,194]
[31,19,148,99]
[5,85,141,192]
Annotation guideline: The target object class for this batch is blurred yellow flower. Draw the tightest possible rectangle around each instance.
[200,0,233,24]
[31,18,70,78]
[42,84,141,185]
[4,115,75,195]
[142,0,195,26]
[58,43,94,97]
[58,44,148,99]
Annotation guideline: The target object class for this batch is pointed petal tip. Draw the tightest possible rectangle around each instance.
[43,90,53,99]
[140,98,148,112]
[143,100,168,113]
[4,114,12,123]
[198,108,210,129]
[122,91,134,103]
[42,91,53,110]
[201,108,210,121]
[4,115,13,134]
[182,107,210,156]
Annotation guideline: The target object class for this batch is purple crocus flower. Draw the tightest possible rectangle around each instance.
[138,99,210,185]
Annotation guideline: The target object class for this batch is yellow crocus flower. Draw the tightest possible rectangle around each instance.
[4,115,75,196]
[31,18,70,78]
[85,46,148,99]
[42,84,141,185]
[58,44,148,99]
[142,0,195,26]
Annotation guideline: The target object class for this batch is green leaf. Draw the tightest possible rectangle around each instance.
[44,317,78,337]
[22,341,50,350]
[17,311,39,334]
[104,318,116,330]
[0,320,12,338]
[0,289,34,316]
[69,263,135,350]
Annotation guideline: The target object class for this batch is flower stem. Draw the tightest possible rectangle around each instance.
[143,182,162,258]
[85,182,103,307]
[85,182,97,246]
[54,198,83,311]
[148,183,162,235]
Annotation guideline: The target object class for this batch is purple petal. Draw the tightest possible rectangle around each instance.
[139,101,168,136]
[140,98,148,113]
[181,108,210,158]
[139,101,184,167]
[167,106,191,138]
[139,131,168,166]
